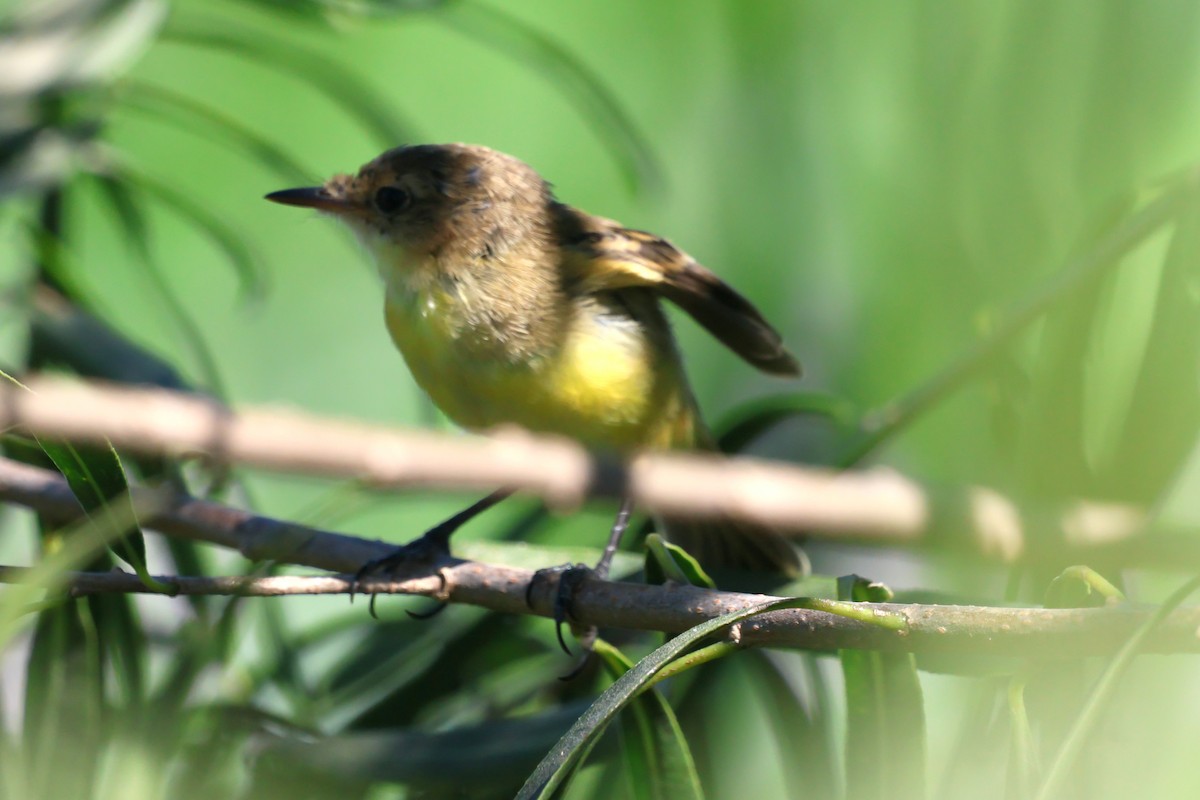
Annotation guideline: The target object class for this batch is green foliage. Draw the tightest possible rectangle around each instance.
[838,576,926,800]
[4,2,1200,799]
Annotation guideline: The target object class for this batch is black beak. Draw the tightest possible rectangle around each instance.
[264,186,353,212]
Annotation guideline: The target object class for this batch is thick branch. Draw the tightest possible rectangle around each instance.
[0,378,1175,563]
[2,455,1198,657]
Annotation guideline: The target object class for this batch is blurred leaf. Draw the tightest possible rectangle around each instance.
[1007,675,1038,800]
[1099,197,1200,502]
[23,437,160,724]
[24,220,100,312]
[436,1,660,193]
[22,595,103,799]
[0,477,170,651]
[752,652,839,800]
[838,575,926,800]
[121,80,312,182]
[0,127,90,198]
[461,539,642,578]
[312,606,487,730]
[110,164,267,302]
[164,21,414,148]
[0,0,167,96]
[1035,575,1200,800]
[258,700,589,791]
[87,171,234,395]
[714,392,857,456]
[1009,191,1158,502]
[0,370,158,588]
[228,0,446,19]
[842,175,1191,467]
[29,282,189,388]
[152,564,261,717]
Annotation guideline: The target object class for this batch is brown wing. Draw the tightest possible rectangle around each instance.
[554,203,801,377]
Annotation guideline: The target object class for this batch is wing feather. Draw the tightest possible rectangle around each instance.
[553,203,800,376]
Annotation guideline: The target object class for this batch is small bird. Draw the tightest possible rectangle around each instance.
[266,144,801,577]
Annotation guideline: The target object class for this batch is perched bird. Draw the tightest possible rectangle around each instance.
[266,143,801,577]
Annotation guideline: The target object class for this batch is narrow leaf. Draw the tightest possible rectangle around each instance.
[1034,575,1200,800]
[436,2,661,193]
[516,596,812,799]
[164,22,413,148]
[838,576,926,800]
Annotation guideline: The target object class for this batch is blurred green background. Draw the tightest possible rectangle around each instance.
[5,1,1200,798]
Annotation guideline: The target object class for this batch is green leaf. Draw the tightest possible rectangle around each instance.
[111,164,267,303]
[594,640,705,800]
[121,80,313,183]
[1100,197,1200,502]
[516,596,812,799]
[22,598,104,800]
[87,171,233,396]
[1007,675,1038,799]
[1044,565,1125,609]
[1035,575,1200,800]
[714,392,857,455]
[436,2,661,194]
[1,370,163,593]
[164,22,414,149]
[751,652,839,799]
[839,178,1189,467]
[259,701,588,789]
[643,533,714,589]
[838,575,926,800]
[37,438,172,593]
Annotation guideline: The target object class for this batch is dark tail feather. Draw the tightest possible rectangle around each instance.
[660,516,804,577]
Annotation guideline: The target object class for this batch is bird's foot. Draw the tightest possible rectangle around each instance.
[352,524,454,619]
[526,562,602,675]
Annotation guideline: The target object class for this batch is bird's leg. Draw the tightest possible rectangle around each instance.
[353,489,513,612]
[594,496,633,580]
[537,497,635,660]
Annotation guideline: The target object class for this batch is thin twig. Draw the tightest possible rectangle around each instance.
[2,564,1200,658]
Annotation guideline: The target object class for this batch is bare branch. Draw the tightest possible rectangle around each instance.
[3,563,1200,659]
[0,377,1176,563]
[3,454,1200,657]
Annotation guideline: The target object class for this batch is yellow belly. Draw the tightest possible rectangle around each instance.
[383,287,697,452]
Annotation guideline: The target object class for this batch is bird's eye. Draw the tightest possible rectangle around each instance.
[374,186,410,213]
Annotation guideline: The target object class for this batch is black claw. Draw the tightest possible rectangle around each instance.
[555,617,573,656]
[533,502,631,663]
[351,489,513,615]
[558,649,593,681]
[406,600,448,620]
